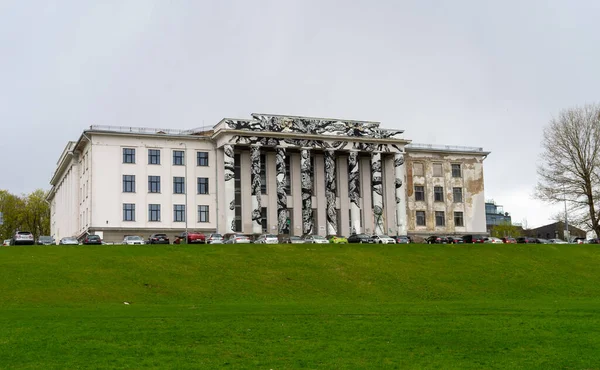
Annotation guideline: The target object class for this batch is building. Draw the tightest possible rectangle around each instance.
[47,113,490,243]
[485,200,512,232]
[526,221,586,241]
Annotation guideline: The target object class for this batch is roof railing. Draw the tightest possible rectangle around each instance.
[406,143,484,152]
[89,125,211,136]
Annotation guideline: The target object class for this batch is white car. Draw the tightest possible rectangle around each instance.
[372,235,396,244]
[254,234,279,244]
[548,238,568,244]
[224,234,252,244]
[123,236,145,245]
[484,237,503,244]
[303,235,330,244]
[206,233,224,244]
[59,237,79,245]
[2,239,11,246]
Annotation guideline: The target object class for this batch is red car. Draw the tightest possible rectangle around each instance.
[174,231,206,244]
[502,237,517,244]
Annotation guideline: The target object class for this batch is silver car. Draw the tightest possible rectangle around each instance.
[206,233,224,244]
[225,234,252,244]
[12,231,35,245]
[59,237,79,245]
[254,234,279,244]
[123,236,145,245]
[303,235,329,244]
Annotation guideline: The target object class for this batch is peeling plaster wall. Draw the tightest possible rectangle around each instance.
[405,151,486,236]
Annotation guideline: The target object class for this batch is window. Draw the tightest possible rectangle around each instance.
[451,164,462,178]
[433,163,443,177]
[435,211,445,226]
[148,149,160,165]
[416,211,426,226]
[260,154,267,194]
[453,187,463,203]
[123,175,135,193]
[174,204,186,222]
[434,186,444,202]
[415,185,425,201]
[173,177,185,194]
[197,177,209,194]
[149,204,161,221]
[454,212,464,227]
[285,156,291,194]
[148,176,161,193]
[173,150,185,166]
[197,151,209,166]
[123,203,135,221]
[413,162,424,176]
[123,148,135,164]
[198,205,209,222]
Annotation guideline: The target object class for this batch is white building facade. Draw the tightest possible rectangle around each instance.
[47,113,489,243]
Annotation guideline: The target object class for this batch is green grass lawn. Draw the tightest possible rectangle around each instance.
[1,243,600,369]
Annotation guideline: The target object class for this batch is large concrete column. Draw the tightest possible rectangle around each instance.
[276,146,289,234]
[371,151,385,235]
[348,150,361,234]
[250,145,262,235]
[223,144,236,233]
[324,149,337,236]
[300,148,313,235]
[394,152,407,236]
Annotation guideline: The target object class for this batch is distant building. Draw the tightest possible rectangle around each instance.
[485,200,512,232]
[526,221,586,241]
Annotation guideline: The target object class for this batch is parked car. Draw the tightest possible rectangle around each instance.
[445,236,464,244]
[2,239,12,246]
[547,238,568,244]
[347,234,375,243]
[571,237,587,244]
[502,237,517,244]
[174,231,206,244]
[484,237,503,244]
[425,235,445,244]
[37,235,55,245]
[254,234,279,244]
[393,235,411,244]
[224,234,252,244]
[206,233,224,244]
[372,235,396,244]
[462,235,485,244]
[303,235,330,244]
[123,236,145,245]
[59,237,79,245]
[83,234,102,245]
[12,231,35,245]
[587,238,600,244]
[147,233,170,244]
[327,235,348,244]
[516,237,537,244]
[280,235,304,244]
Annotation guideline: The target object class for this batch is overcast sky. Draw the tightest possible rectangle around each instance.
[1,0,599,228]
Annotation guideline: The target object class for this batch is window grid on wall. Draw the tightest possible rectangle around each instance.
[197,177,209,194]
[454,211,464,227]
[416,211,426,226]
[435,211,445,226]
[453,187,463,203]
[413,162,424,176]
[173,177,185,194]
[148,149,160,165]
[260,154,267,194]
[148,176,161,193]
[434,186,444,202]
[174,204,185,222]
[451,164,462,178]
[123,203,135,221]
[123,175,135,193]
[197,151,209,166]
[433,163,443,177]
[123,148,135,164]
[285,156,291,194]
[415,185,425,201]
[198,205,209,222]
[149,204,161,221]
[173,150,185,166]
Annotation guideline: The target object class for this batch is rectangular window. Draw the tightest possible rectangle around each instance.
[197,151,209,166]
[454,211,464,227]
[123,175,135,193]
[197,177,209,194]
[173,177,185,194]
[413,162,424,176]
[173,150,185,166]
[433,163,443,177]
[416,211,426,226]
[149,204,161,221]
[123,203,135,221]
[453,187,463,203]
[415,185,425,201]
[198,205,209,222]
[148,176,161,193]
[435,211,445,226]
[434,186,444,202]
[123,148,135,164]
[260,154,267,194]
[285,156,292,194]
[174,204,186,222]
[148,149,160,165]
[451,164,462,178]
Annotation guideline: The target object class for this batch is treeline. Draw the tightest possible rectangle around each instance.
[0,189,50,241]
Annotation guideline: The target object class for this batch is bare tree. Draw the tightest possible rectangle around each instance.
[536,104,600,237]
